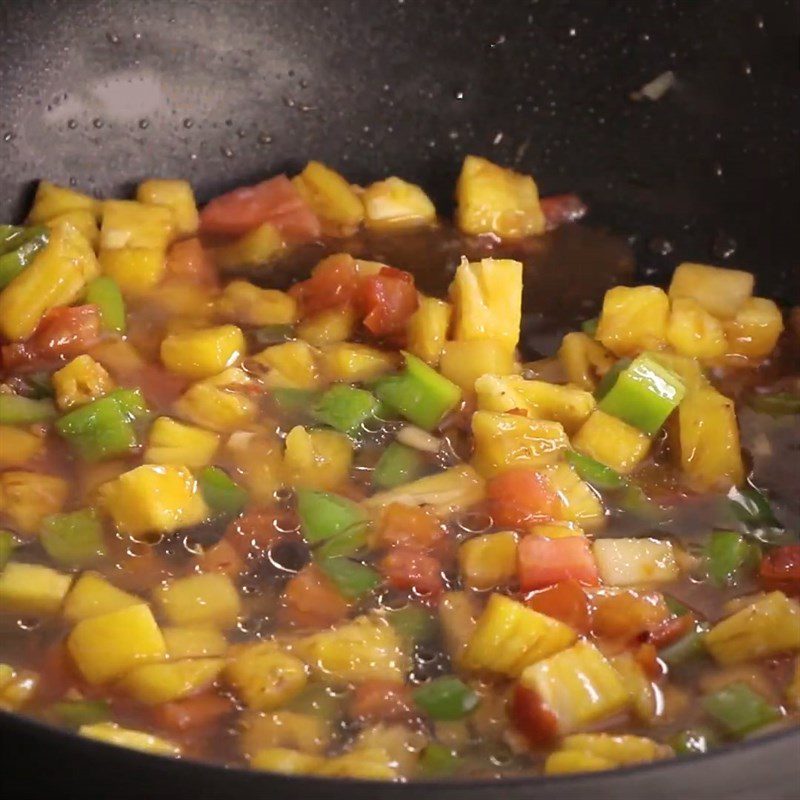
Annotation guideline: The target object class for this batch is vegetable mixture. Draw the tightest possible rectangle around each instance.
[0,156,798,781]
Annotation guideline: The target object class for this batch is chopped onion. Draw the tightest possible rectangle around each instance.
[397,425,442,453]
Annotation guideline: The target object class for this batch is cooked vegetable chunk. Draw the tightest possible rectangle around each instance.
[0,562,72,614]
[595,285,669,356]
[153,573,241,629]
[593,538,679,585]
[668,262,753,319]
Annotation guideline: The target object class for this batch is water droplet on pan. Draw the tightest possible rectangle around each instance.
[138,118,149,129]
[183,117,194,128]
[93,118,104,129]
[67,119,78,129]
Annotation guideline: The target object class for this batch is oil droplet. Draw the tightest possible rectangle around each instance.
[236,128,247,138]
[67,118,78,129]
[488,33,507,48]
[258,132,273,145]
[283,96,296,108]
[492,131,504,145]
[713,162,724,178]
[69,177,77,187]
[454,89,465,100]
[220,146,235,158]
[133,31,142,40]
[138,118,149,129]
[648,236,674,256]
[17,617,41,631]
[299,78,309,89]
[712,232,737,260]
[3,132,14,142]
[183,117,194,128]
[106,32,120,44]
[742,61,753,77]
[93,118,104,129]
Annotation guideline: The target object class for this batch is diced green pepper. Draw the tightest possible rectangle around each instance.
[0,224,24,251]
[705,530,759,587]
[85,276,126,334]
[251,324,295,348]
[419,743,459,776]
[747,392,800,416]
[0,393,57,424]
[313,385,380,436]
[703,682,781,738]
[315,524,369,559]
[385,605,437,644]
[660,623,709,668]
[52,699,111,727]
[0,530,17,570]
[566,450,626,490]
[598,353,686,434]
[374,352,461,431]
[670,727,718,756]
[665,595,691,617]
[413,676,479,721]
[0,225,50,289]
[296,489,369,545]
[197,467,248,518]
[593,357,631,401]
[317,557,381,599]
[270,388,320,415]
[373,442,427,490]
[581,317,599,336]
[39,509,106,566]
[617,484,664,520]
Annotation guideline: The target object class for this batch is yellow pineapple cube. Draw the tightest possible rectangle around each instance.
[162,626,228,659]
[216,280,297,326]
[669,262,753,319]
[153,572,241,629]
[362,177,436,230]
[80,722,180,756]
[705,591,800,665]
[251,340,321,389]
[596,285,670,356]
[250,748,323,775]
[0,562,72,614]
[0,426,43,467]
[463,594,576,676]
[458,531,518,590]
[67,603,166,684]
[120,658,224,704]
[438,591,480,666]
[471,411,568,477]
[283,426,352,491]
[144,416,220,468]
[174,367,257,433]
[0,664,40,711]
[147,278,216,321]
[455,155,546,237]
[593,538,679,585]
[90,338,146,375]
[666,297,727,359]
[724,297,784,360]
[558,332,615,391]
[677,386,744,490]
[242,710,330,757]
[100,200,174,250]
[27,181,100,222]
[529,522,586,539]
[545,734,662,774]
[136,179,199,237]
[316,748,397,780]
[62,572,140,622]
[99,247,166,297]
[450,258,523,354]
[160,324,245,380]
[297,306,357,347]
[293,161,364,234]
[439,340,519,392]
[99,464,209,537]
[212,222,285,269]
[0,220,99,340]
[407,295,452,365]
[53,354,115,410]
[0,471,68,535]
[572,410,651,474]
[612,653,659,722]
[46,209,100,248]
[320,343,398,382]
[542,462,605,530]
[225,641,308,710]
[649,351,707,391]
[544,750,615,774]
[225,431,283,504]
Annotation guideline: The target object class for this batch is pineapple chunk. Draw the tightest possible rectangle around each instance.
[293,161,364,234]
[475,375,595,433]
[320,343,398,382]
[518,641,630,734]
[558,332,615,391]
[212,223,285,269]
[100,200,174,250]
[364,465,486,517]
[0,220,99,340]
[251,340,321,389]
[0,562,72,614]
[91,338,146,375]
[458,531,518,590]
[225,430,283,504]
[174,367,256,433]
[242,710,331,757]
[356,724,426,776]
[225,641,308,710]
[705,591,800,665]
[297,306,357,347]
[63,572,140,622]
[407,295,452,366]
[677,386,744,490]
[52,355,115,410]
[450,258,523,354]
[572,410,651,475]
[27,181,100,223]
[649,351,707,392]
[544,750,615,774]
[463,594,577,676]
[471,411,568,477]
[362,177,436,230]
[147,278,216,320]
[46,209,100,248]
[455,155,546,237]
[542,463,605,530]
[160,324,245,380]
[144,416,220,468]
[136,179,199,237]
[250,748,323,775]
[0,664,39,711]
[669,262,753,319]
[545,734,662,774]
[216,280,297,326]
[67,603,166,684]
[666,297,727,359]
[593,538,679,586]
[283,426,352,491]
[120,658,224,704]
[296,615,408,685]
[99,247,166,297]
[163,626,228,659]
[316,747,397,780]
[724,297,784,360]
[529,522,586,539]
[0,471,68,535]
[153,572,241,629]
[440,340,518,392]
[79,722,180,756]
[438,591,480,667]
[596,285,670,356]
[611,653,659,722]
[0,426,43,467]
[99,464,209,538]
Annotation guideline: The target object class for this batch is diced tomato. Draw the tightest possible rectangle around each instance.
[647,613,695,649]
[510,684,559,746]
[378,503,445,552]
[358,267,418,338]
[759,545,800,595]
[152,693,234,732]
[540,193,587,230]
[518,536,599,591]
[278,564,350,628]
[348,679,416,723]
[289,253,359,317]
[36,643,83,703]
[223,508,287,557]
[379,546,444,599]
[526,579,592,634]
[165,237,219,288]
[199,175,321,240]
[197,538,245,576]
[592,590,670,642]
[487,468,559,529]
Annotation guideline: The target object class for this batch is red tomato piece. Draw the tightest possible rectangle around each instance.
[510,684,559,746]
[378,503,445,552]
[278,564,350,629]
[348,680,416,723]
[196,538,245,576]
[379,546,444,598]
[647,613,695,649]
[540,193,587,229]
[152,693,234,732]
[165,237,219,288]
[759,545,800,595]
[526,579,592,634]
[487,468,559,529]
[223,508,287,557]
[358,267,418,338]
[518,536,599,591]
[591,590,670,642]
[289,253,359,317]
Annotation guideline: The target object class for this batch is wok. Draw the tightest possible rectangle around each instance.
[1,0,798,797]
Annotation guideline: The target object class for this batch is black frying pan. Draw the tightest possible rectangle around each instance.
[1,0,799,797]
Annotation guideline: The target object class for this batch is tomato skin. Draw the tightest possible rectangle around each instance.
[358,267,418,338]
[379,546,444,599]
[349,679,416,723]
[518,536,599,591]
[487,468,558,529]
[279,564,350,629]
[152,693,234,732]
[526,579,592,634]
[759,545,800,595]
[378,503,445,552]
[510,684,559,746]
[289,253,359,317]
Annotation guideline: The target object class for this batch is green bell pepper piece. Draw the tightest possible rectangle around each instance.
[197,467,248,518]
[413,676,479,721]
[270,388,320,415]
[385,604,437,644]
[0,224,24,251]
[747,392,800,416]
[593,357,631,400]
[0,225,50,289]
[317,557,381,598]
[618,484,664,520]
[419,743,459,777]
[251,324,295,348]
[598,353,686,434]
[660,623,710,668]
[52,699,111,727]
[0,394,57,424]
[373,442,427,489]
[670,727,718,756]
[705,530,759,587]
[313,385,380,435]
[85,276,126,334]
[0,530,17,570]
[581,317,599,337]
[703,682,780,738]
[374,352,461,431]
[315,524,369,559]
[665,595,691,617]
[296,489,369,545]
[40,509,106,566]
[566,450,626,490]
